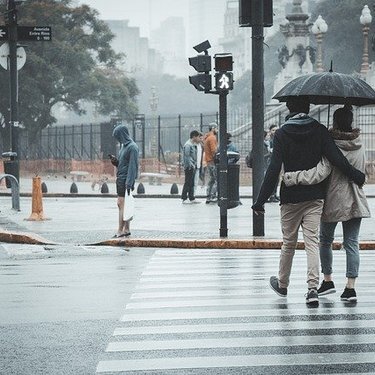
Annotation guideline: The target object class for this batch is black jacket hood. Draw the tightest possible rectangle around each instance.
[280,112,321,143]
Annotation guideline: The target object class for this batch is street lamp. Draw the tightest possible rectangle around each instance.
[360,5,372,76]
[149,86,159,159]
[312,15,328,73]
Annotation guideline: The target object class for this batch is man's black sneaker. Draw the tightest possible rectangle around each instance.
[306,288,319,306]
[340,287,357,302]
[269,276,287,297]
[317,280,336,295]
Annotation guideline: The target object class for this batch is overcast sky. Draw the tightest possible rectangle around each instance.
[75,0,189,38]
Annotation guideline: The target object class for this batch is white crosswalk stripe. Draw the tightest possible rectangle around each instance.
[96,249,375,374]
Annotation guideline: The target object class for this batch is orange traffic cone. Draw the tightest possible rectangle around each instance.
[25,176,49,221]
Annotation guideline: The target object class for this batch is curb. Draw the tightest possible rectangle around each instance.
[0,230,55,245]
[1,230,375,250]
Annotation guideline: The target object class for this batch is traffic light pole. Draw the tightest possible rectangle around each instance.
[7,0,20,181]
[251,0,265,236]
[218,91,228,238]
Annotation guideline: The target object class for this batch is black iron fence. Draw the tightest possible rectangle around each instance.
[1,106,374,180]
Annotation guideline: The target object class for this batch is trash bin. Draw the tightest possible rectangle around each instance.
[216,151,240,209]
[2,152,19,189]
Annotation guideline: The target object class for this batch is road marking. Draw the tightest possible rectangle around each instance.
[107,334,375,352]
[97,249,375,374]
[113,319,375,336]
[97,352,375,372]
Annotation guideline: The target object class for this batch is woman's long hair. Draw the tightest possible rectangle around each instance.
[333,104,353,132]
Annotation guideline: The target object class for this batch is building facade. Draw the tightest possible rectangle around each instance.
[106,20,163,75]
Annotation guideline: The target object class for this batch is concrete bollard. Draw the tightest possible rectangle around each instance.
[101,182,109,194]
[41,181,48,193]
[70,182,78,194]
[170,183,179,195]
[137,182,145,194]
[26,176,48,221]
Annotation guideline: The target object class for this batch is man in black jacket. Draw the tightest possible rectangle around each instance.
[252,97,365,306]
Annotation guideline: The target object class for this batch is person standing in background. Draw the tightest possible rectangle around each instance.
[194,132,204,195]
[204,124,218,204]
[268,124,280,202]
[181,130,201,204]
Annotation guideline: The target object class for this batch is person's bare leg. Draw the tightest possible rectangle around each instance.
[123,220,130,235]
[117,197,125,235]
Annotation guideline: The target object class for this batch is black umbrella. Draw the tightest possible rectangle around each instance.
[273,71,375,107]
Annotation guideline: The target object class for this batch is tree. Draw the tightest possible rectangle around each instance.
[0,0,139,151]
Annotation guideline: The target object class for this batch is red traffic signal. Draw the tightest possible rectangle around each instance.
[214,54,233,72]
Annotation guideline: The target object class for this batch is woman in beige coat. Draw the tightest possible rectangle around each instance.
[283,106,370,302]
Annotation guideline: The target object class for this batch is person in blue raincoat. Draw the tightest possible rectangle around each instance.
[109,124,139,237]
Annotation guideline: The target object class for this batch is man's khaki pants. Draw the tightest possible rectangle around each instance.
[279,199,324,290]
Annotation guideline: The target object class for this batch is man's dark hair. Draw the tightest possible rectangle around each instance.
[190,130,200,138]
[269,124,278,131]
[286,96,310,114]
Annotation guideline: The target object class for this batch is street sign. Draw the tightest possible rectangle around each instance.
[18,26,52,41]
[0,42,26,70]
[0,26,8,40]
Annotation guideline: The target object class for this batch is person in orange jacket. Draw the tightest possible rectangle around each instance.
[204,123,218,204]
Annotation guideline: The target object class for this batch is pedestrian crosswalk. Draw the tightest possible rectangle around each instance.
[96,249,375,374]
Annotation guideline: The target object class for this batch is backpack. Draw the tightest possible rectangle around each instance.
[245,150,253,168]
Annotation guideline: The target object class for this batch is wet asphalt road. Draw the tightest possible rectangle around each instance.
[1,245,375,374]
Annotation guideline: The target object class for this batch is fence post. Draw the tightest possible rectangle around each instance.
[81,124,84,160]
[200,113,203,132]
[142,117,146,159]
[158,115,161,172]
[72,125,75,160]
[178,114,181,178]
[63,125,67,172]
[90,123,93,160]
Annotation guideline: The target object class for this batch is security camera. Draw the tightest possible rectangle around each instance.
[193,40,211,54]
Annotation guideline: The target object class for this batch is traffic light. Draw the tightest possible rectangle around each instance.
[239,0,273,27]
[214,54,234,92]
[214,54,233,72]
[189,74,212,92]
[188,40,212,92]
[188,55,211,72]
[215,72,234,92]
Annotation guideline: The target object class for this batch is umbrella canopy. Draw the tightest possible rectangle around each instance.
[273,71,375,107]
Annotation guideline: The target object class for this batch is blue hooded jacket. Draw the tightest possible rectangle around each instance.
[112,125,139,189]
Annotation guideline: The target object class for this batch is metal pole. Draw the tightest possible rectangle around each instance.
[218,92,228,238]
[157,115,161,172]
[252,0,265,236]
[178,114,181,178]
[142,118,145,159]
[8,0,19,182]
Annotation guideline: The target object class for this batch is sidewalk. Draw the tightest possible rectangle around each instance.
[0,177,375,249]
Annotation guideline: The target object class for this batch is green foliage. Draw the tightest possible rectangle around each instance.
[0,0,138,148]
